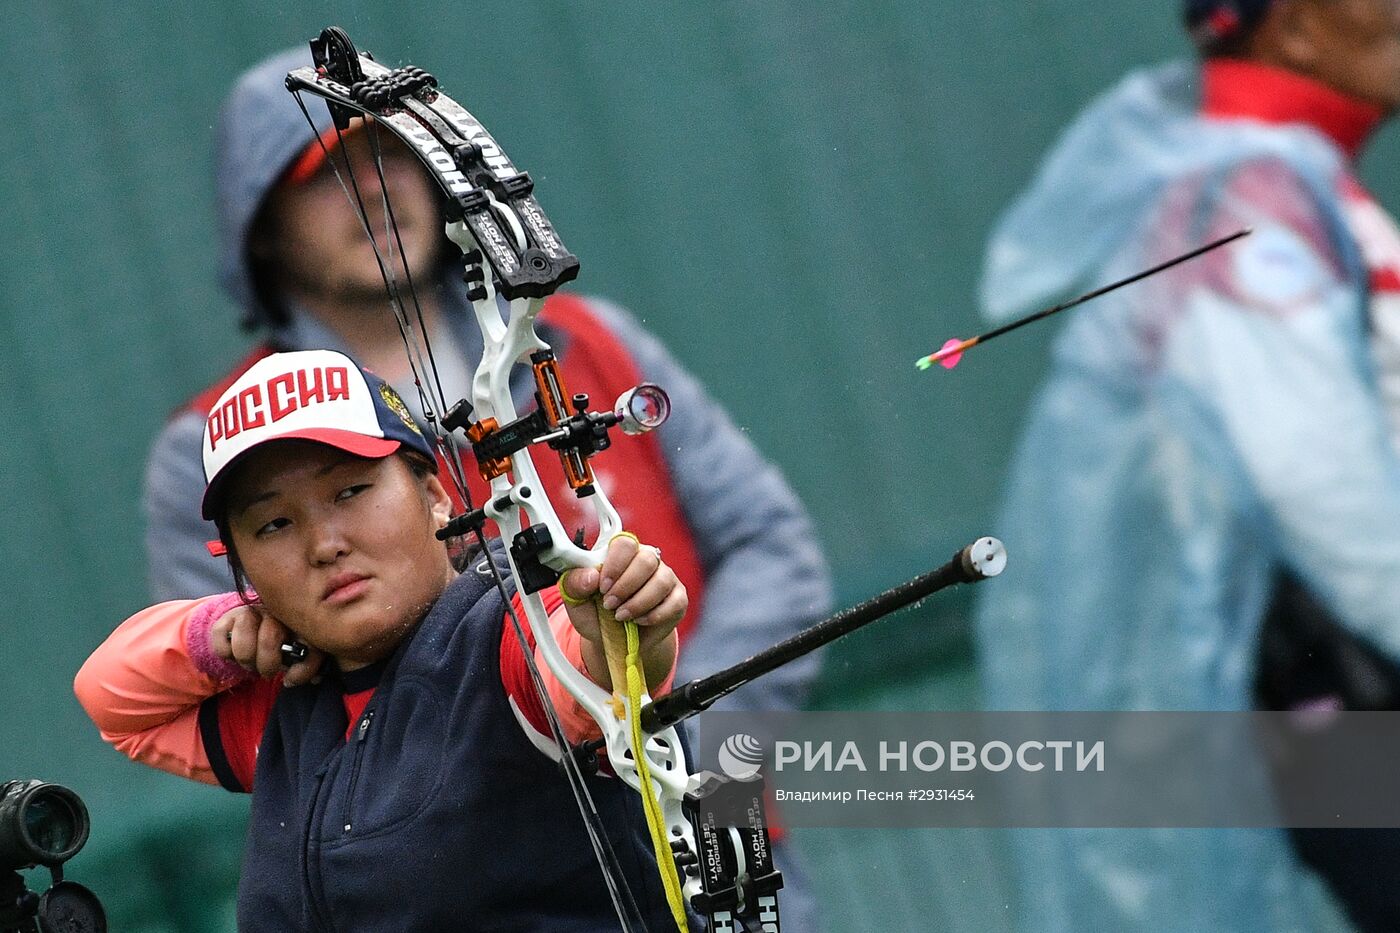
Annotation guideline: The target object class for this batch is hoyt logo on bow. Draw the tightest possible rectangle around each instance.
[286,27,1007,932]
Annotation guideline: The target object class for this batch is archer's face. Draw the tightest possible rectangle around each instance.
[1299,0,1400,111]
[225,442,456,670]
[260,129,444,305]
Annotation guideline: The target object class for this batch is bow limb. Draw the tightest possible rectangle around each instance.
[287,32,693,931]
[458,257,697,930]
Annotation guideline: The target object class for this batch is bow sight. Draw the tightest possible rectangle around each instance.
[0,780,105,933]
[435,357,672,594]
[435,360,671,549]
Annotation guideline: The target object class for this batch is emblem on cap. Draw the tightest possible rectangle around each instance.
[380,383,422,435]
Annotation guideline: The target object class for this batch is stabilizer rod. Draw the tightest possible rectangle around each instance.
[640,536,1007,734]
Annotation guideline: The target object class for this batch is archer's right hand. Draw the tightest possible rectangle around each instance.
[209,604,325,686]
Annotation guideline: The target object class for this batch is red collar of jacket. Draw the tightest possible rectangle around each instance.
[1201,58,1384,161]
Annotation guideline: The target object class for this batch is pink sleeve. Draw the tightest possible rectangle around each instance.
[501,592,679,747]
[540,611,679,744]
[73,594,257,786]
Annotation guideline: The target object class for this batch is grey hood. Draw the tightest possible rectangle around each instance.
[214,46,337,328]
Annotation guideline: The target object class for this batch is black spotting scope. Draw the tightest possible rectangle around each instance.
[0,782,89,871]
[0,780,105,933]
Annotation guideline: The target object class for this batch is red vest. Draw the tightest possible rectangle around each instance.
[183,294,706,641]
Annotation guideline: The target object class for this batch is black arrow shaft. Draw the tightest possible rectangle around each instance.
[975,228,1251,346]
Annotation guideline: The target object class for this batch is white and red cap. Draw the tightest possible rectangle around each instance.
[200,349,435,519]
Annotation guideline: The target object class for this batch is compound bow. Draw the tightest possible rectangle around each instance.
[285,27,1005,932]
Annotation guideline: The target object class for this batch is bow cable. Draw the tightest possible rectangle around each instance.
[288,94,449,441]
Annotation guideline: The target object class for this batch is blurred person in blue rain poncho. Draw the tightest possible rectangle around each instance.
[975,0,1400,930]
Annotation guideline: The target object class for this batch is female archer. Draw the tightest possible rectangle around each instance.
[75,348,692,931]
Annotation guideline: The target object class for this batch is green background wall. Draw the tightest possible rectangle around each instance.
[4,2,1396,929]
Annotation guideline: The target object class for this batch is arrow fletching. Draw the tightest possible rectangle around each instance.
[916,337,974,371]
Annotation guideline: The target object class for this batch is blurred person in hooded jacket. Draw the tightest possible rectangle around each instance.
[975,1,1400,930]
[141,46,832,930]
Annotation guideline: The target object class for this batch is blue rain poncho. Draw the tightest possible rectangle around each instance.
[975,61,1400,931]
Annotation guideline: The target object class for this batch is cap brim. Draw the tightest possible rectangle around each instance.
[201,429,403,520]
[282,119,369,186]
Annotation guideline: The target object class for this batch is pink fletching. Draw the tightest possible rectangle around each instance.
[935,338,964,369]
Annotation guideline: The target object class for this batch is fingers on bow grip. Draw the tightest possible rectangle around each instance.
[557,576,594,607]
